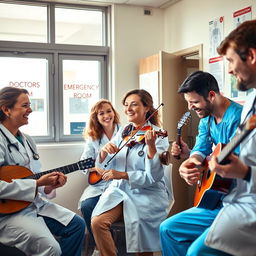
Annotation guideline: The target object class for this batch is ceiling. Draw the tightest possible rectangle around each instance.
[77,0,181,8]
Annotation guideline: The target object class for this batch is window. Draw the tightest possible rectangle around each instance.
[60,56,104,139]
[55,7,104,45]
[0,55,51,137]
[0,2,48,43]
[0,1,108,142]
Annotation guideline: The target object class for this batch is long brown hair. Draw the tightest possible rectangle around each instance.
[0,87,29,122]
[122,89,160,126]
[84,99,120,140]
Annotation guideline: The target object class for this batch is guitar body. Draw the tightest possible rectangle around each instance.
[194,143,233,209]
[0,158,95,214]
[88,171,102,185]
[0,166,34,214]
[194,114,256,209]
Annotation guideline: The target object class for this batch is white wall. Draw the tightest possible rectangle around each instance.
[111,4,165,123]
[163,0,256,71]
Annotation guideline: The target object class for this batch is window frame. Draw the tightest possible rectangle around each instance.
[0,0,109,143]
[58,54,107,142]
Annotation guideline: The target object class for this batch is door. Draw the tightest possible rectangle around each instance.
[139,47,201,216]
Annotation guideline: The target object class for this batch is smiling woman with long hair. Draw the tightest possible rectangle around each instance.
[90,89,170,256]
[78,99,120,256]
[0,87,85,256]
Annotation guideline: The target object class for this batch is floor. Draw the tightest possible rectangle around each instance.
[82,228,162,256]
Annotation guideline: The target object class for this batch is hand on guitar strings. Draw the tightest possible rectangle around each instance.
[209,154,249,179]
[37,172,67,194]
[91,167,128,181]
[179,157,202,186]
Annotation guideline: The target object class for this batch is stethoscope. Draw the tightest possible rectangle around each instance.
[0,128,40,160]
[237,95,256,147]
[207,116,214,145]
[240,95,256,128]
[119,123,146,157]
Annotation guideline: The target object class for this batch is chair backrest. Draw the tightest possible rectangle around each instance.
[163,164,175,211]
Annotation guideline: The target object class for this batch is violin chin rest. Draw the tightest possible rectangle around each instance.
[159,151,171,165]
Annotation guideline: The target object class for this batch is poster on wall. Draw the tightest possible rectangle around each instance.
[209,16,224,58]
[229,6,252,103]
[209,17,224,93]
[209,56,224,93]
[233,6,252,27]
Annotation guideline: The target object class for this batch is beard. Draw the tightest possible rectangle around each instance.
[237,79,250,91]
[201,101,213,117]
[235,66,255,91]
[193,100,213,118]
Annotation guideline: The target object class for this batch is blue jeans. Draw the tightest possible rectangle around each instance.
[81,195,101,246]
[43,214,85,256]
[160,207,232,256]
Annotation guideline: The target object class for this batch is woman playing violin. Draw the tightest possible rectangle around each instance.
[91,89,170,256]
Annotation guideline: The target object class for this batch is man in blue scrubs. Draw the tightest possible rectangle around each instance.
[160,70,242,256]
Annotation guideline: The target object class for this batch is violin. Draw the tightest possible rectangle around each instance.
[88,125,168,185]
[104,103,164,168]
[123,125,168,148]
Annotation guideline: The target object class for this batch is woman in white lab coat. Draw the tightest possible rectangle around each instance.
[78,99,120,255]
[91,89,171,256]
[0,87,85,256]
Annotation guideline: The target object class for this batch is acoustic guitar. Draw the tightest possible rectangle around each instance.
[174,111,191,159]
[194,114,256,209]
[0,157,95,214]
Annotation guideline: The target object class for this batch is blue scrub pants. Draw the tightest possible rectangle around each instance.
[43,214,85,256]
[81,195,101,245]
[160,207,232,256]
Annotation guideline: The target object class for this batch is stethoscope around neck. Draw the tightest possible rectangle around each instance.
[0,128,40,160]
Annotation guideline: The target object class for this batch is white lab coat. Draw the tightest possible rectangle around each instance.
[78,124,120,208]
[205,89,256,256]
[0,124,75,252]
[92,122,173,253]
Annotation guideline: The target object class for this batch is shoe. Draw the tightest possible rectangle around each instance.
[91,249,100,256]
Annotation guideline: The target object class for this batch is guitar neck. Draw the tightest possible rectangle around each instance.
[26,162,80,180]
[176,129,182,146]
[217,128,252,164]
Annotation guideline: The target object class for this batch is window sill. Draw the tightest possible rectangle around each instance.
[37,141,84,150]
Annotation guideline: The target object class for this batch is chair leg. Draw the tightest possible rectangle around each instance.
[84,231,90,256]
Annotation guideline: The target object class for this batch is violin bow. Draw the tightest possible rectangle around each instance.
[104,103,164,168]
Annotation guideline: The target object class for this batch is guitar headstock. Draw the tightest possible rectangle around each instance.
[177,111,191,129]
[78,157,95,170]
[245,114,256,131]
